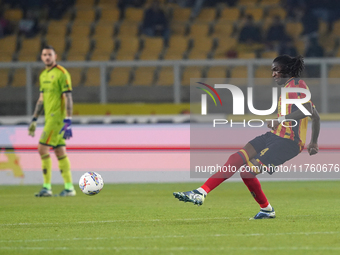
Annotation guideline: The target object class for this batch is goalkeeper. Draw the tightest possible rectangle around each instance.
[28,45,75,197]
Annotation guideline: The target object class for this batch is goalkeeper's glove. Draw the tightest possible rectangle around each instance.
[28,117,37,137]
[59,118,72,139]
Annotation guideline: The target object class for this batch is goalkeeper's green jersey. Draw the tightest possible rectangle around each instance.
[39,65,72,122]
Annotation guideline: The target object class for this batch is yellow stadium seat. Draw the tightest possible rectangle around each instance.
[91,38,115,60]
[261,51,277,59]
[84,68,101,86]
[93,21,114,39]
[0,69,10,87]
[229,66,248,86]
[239,0,257,6]
[18,37,42,62]
[212,21,234,38]
[319,34,336,53]
[4,9,23,21]
[124,8,144,22]
[98,0,119,8]
[188,37,214,59]
[172,8,192,22]
[267,7,286,19]
[195,8,217,22]
[182,66,203,86]
[230,66,248,78]
[114,37,140,60]
[75,8,96,22]
[238,52,256,59]
[132,67,156,86]
[100,8,120,22]
[69,20,92,38]
[11,69,26,87]
[163,36,189,60]
[285,22,303,39]
[0,35,17,62]
[206,66,228,78]
[188,22,210,38]
[244,8,264,21]
[139,37,164,60]
[67,38,92,61]
[109,67,131,86]
[255,65,274,85]
[75,0,94,7]
[170,22,188,36]
[294,39,305,55]
[213,37,237,59]
[260,0,280,6]
[45,35,66,56]
[156,67,174,86]
[46,20,69,38]
[67,68,83,87]
[117,21,140,38]
[219,8,240,22]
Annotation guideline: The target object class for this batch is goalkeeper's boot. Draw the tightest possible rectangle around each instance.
[35,187,52,197]
[59,189,76,197]
[173,190,206,206]
[250,207,275,220]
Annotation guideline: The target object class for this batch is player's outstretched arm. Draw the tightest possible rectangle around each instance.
[307,106,320,156]
[28,93,44,137]
[59,92,73,139]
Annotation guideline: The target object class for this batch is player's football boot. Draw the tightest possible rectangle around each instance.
[59,189,76,197]
[173,190,206,206]
[35,187,53,197]
[250,208,275,220]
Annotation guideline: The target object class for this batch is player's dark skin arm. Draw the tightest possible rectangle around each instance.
[33,93,44,118]
[307,106,320,155]
[64,92,73,118]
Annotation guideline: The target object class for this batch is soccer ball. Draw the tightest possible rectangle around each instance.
[79,171,104,195]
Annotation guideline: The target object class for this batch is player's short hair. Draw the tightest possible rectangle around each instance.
[273,55,304,77]
[42,45,56,53]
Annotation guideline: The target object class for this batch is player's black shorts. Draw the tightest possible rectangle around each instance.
[248,132,300,175]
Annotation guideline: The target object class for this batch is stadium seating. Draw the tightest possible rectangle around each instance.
[181,66,203,86]
[0,69,10,87]
[109,67,132,86]
[132,67,156,86]
[17,37,42,62]
[206,66,228,78]
[0,35,17,62]
[285,21,303,40]
[211,21,234,38]
[162,36,189,60]
[11,68,26,87]
[187,37,214,59]
[171,8,191,22]
[90,38,115,61]
[84,68,101,86]
[219,7,240,22]
[66,37,92,61]
[156,67,174,86]
[4,9,23,21]
[213,37,237,59]
[139,37,164,60]
[113,37,140,60]
[188,22,211,38]
[67,67,84,87]
[99,8,120,22]
[194,8,217,22]
[244,7,264,22]
[255,65,274,86]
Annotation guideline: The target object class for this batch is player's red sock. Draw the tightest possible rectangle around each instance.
[241,171,269,208]
[201,150,248,193]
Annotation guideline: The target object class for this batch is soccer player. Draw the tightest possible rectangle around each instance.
[28,45,75,197]
[173,55,320,219]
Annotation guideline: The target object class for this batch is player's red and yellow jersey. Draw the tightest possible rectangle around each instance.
[272,77,313,152]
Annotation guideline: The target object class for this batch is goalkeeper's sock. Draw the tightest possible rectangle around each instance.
[58,155,74,190]
[41,154,52,190]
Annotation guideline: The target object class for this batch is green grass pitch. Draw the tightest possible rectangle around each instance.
[1,181,340,255]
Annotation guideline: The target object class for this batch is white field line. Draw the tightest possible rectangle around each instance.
[1,246,340,251]
[0,214,315,227]
[0,231,339,244]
